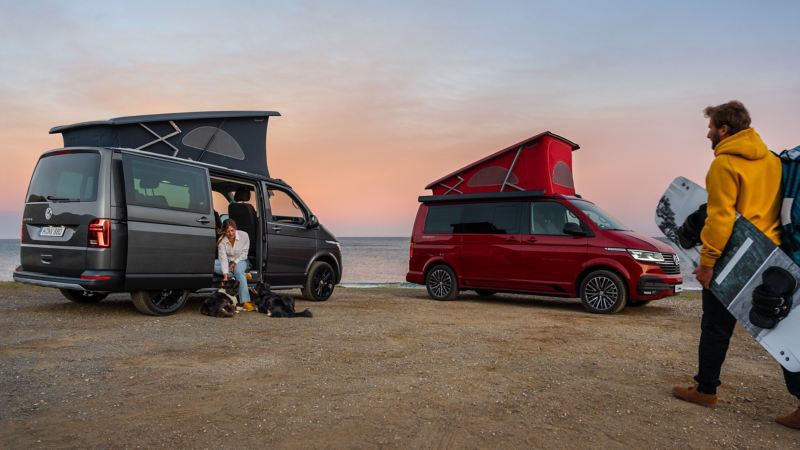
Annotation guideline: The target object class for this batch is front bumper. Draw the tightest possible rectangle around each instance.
[13,269,123,292]
[636,274,684,299]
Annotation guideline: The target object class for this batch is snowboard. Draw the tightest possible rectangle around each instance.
[656,176,800,371]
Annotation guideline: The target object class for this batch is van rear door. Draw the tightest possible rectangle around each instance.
[121,153,216,290]
[20,150,106,277]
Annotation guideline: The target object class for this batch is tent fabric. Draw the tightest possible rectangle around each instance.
[425,131,580,197]
[50,111,280,177]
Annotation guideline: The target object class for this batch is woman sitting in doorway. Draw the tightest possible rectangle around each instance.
[214,218,251,304]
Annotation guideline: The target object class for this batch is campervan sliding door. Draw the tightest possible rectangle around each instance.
[121,153,216,290]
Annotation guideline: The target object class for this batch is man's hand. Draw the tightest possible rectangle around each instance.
[693,265,714,289]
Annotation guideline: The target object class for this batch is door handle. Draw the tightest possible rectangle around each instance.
[196,217,211,224]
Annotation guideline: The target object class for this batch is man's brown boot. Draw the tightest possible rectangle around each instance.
[672,385,717,407]
[776,406,800,430]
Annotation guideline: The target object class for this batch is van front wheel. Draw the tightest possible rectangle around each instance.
[302,261,335,301]
[579,270,627,314]
[131,289,190,316]
[60,289,108,304]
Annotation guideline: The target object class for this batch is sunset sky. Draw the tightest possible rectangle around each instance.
[1,1,798,238]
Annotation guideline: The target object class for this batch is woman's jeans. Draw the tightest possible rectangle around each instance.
[214,259,251,302]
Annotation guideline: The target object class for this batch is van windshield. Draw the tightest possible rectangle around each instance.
[569,199,629,231]
[26,152,100,203]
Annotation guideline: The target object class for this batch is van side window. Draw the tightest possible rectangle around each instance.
[268,188,307,225]
[122,154,210,213]
[424,202,522,234]
[530,202,580,235]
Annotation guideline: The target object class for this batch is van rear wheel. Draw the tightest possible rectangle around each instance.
[131,289,190,316]
[301,261,335,301]
[579,270,627,314]
[426,265,458,301]
[60,289,108,304]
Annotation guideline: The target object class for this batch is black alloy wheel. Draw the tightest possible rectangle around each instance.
[426,265,458,301]
[302,261,335,301]
[131,289,190,316]
[579,270,628,314]
[60,289,109,304]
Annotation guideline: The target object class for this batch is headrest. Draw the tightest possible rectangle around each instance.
[139,176,161,189]
[234,187,251,202]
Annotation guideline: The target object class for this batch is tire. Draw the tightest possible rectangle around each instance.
[579,270,628,314]
[131,289,190,316]
[474,289,497,297]
[60,289,108,304]
[301,261,336,301]
[425,264,458,301]
[628,300,652,307]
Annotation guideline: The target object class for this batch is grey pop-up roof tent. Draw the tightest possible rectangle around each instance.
[50,111,281,177]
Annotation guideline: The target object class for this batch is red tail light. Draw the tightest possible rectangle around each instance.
[88,219,111,248]
[409,241,414,259]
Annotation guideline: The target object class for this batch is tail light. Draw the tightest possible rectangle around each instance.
[20,221,24,240]
[88,219,111,248]
[409,241,414,259]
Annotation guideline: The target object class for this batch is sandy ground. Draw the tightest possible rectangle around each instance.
[0,283,798,449]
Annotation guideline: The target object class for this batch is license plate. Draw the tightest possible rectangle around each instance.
[39,226,65,237]
[674,284,684,293]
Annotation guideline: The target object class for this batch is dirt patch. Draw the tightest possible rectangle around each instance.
[0,284,798,448]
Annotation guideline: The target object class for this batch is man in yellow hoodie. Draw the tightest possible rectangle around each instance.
[671,100,800,430]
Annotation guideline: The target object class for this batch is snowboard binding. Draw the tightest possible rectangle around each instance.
[750,266,797,329]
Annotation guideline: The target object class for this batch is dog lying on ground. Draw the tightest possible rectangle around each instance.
[252,282,313,318]
[200,278,239,318]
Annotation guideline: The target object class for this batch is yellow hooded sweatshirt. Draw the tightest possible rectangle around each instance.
[700,128,781,267]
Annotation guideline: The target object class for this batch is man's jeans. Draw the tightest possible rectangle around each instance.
[695,288,800,398]
[214,259,251,302]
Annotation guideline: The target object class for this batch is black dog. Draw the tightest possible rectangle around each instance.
[200,278,239,318]
[253,282,312,318]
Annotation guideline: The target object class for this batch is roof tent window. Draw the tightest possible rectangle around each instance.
[467,166,520,188]
[181,126,246,160]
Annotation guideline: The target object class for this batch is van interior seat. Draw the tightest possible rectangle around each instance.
[228,187,258,260]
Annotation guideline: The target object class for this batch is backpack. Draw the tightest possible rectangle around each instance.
[779,145,800,264]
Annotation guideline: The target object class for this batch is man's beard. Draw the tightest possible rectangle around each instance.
[710,130,721,149]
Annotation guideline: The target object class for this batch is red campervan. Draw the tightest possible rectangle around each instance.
[406,132,683,314]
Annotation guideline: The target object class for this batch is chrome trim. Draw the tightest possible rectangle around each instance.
[267,221,307,230]
[12,275,86,291]
[21,243,107,251]
[604,247,627,252]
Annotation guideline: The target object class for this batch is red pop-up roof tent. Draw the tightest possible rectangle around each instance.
[425,131,580,196]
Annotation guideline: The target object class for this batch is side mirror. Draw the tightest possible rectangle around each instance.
[307,215,319,229]
[563,222,587,236]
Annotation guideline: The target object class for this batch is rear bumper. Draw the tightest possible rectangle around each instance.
[13,269,123,292]
[406,271,424,285]
[635,274,683,300]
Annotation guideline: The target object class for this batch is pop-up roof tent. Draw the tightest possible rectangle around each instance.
[425,131,580,196]
[50,111,280,178]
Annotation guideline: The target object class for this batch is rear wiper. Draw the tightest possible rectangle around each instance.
[46,196,80,203]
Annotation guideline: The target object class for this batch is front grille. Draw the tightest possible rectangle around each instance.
[657,253,681,274]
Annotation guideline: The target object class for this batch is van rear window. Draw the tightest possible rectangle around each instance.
[424,202,523,234]
[26,152,100,203]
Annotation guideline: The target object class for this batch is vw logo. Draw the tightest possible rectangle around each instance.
[45,207,53,220]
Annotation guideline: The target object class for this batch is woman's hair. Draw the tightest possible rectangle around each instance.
[217,218,238,244]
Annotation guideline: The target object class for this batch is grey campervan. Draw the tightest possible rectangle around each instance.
[14,111,342,315]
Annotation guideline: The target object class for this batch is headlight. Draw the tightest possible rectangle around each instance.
[627,249,665,263]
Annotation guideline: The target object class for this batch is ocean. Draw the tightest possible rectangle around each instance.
[0,237,700,289]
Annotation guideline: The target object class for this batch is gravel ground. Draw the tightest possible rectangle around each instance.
[0,283,798,449]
